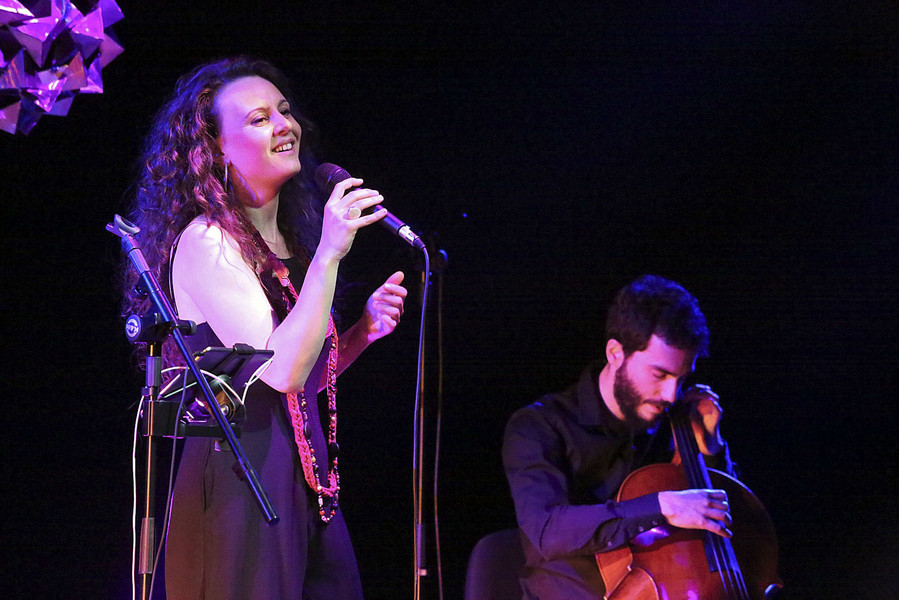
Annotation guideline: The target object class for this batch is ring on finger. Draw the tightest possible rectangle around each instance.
[345,205,362,220]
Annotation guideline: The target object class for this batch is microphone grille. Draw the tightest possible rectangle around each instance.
[315,163,351,193]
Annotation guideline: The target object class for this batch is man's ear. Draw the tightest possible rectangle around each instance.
[606,338,625,368]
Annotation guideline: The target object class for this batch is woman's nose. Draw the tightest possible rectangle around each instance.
[273,112,292,134]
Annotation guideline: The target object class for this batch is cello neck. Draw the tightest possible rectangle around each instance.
[668,401,712,489]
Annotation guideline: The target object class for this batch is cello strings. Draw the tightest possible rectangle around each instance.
[671,404,751,600]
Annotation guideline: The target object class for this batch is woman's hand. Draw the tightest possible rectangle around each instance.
[317,177,386,263]
[325,271,408,386]
[682,384,725,455]
[361,271,407,343]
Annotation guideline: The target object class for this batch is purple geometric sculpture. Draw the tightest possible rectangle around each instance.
[1,0,123,134]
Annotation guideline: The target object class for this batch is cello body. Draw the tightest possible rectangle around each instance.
[597,463,781,600]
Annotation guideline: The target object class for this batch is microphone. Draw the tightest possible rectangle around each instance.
[314,163,426,250]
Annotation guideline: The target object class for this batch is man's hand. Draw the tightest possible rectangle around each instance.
[681,384,725,455]
[658,488,733,538]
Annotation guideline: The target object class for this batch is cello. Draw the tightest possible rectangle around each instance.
[596,391,783,599]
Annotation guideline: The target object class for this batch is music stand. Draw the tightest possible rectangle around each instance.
[154,343,274,441]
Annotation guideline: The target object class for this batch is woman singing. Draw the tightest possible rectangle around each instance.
[120,56,406,599]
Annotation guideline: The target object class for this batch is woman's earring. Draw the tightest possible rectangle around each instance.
[223,162,230,191]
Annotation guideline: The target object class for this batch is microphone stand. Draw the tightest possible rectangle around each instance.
[412,247,431,600]
[108,215,278,600]
[413,243,449,600]
[314,163,438,598]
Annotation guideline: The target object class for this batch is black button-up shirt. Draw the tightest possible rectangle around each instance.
[502,363,733,599]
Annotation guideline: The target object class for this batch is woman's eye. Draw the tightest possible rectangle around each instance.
[251,115,268,125]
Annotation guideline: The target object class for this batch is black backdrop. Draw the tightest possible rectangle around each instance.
[2,2,897,598]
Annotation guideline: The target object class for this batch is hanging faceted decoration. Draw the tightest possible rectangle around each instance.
[0,0,123,135]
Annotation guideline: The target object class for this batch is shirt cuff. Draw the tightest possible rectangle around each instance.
[596,493,666,551]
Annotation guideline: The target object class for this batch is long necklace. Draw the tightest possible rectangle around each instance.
[253,231,341,523]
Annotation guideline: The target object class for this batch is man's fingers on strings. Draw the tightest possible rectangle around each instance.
[708,506,733,527]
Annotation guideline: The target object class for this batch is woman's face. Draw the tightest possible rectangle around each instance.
[215,75,302,201]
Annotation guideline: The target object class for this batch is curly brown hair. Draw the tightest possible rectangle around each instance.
[120,57,323,366]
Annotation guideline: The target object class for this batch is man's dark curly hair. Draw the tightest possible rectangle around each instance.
[605,274,709,357]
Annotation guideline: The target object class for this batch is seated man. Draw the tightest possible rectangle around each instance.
[502,274,736,599]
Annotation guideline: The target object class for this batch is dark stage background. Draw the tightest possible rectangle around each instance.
[2,2,897,598]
